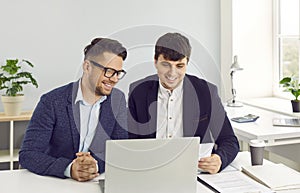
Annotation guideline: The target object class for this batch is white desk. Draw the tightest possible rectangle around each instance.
[1,152,298,193]
[225,104,300,170]
[226,104,300,146]
[0,169,100,193]
[0,169,214,193]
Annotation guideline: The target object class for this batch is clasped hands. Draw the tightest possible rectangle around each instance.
[70,152,221,181]
[71,152,99,182]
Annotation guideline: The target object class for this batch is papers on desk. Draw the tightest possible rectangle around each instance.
[198,171,273,193]
[242,164,300,191]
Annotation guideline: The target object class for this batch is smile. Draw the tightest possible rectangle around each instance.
[166,76,177,81]
[103,82,113,88]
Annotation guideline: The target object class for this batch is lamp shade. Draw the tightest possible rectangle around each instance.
[230,55,243,71]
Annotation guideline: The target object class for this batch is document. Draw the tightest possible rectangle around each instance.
[198,171,273,193]
[199,143,214,159]
[242,164,300,191]
[198,143,214,174]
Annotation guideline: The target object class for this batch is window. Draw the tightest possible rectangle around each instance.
[274,0,300,96]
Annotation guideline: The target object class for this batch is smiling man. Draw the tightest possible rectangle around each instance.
[128,32,239,174]
[19,38,128,181]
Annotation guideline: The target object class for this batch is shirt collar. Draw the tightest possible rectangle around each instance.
[158,79,183,98]
[75,79,107,105]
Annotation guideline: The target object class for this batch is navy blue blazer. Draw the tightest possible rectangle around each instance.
[128,74,239,171]
[19,81,128,178]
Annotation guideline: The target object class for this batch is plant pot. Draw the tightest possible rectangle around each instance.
[291,100,300,113]
[1,95,25,116]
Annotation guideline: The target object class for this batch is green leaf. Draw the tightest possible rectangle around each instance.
[1,59,20,75]
[279,76,300,100]
[0,59,38,96]
[22,59,34,68]
[279,77,291,84]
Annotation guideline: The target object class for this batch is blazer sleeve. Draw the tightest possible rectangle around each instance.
[19,96,72,178]
[208,84,240,171]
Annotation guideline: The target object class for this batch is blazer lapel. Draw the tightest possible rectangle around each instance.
[67,81,80,153]
[89,97,113,154]
[183,76,200,137]
[146,78,159,137]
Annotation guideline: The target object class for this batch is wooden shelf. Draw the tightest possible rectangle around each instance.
[0,111,32,170]
[0,149,19,163]
[0,150,10,162]
[0,111,32,122]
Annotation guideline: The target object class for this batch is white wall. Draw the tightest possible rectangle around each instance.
[231,0,273,100]
[220,0,233,101]
[0,0,221,111]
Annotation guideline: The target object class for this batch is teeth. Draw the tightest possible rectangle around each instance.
[104,83,112,88]
[167,76,176,81]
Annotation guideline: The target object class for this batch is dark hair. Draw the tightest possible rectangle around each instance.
[84,37,127,60]
[154,32,191,62]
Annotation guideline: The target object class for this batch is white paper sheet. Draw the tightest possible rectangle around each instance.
[198,171,273,193]
[198,143,214,159]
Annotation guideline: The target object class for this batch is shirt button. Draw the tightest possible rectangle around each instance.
[169,117,172,119]
[170,99,173,102]
[168,135,172,138]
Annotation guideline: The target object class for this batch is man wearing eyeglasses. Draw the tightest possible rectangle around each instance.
[128,33,239,174]
[19,38,128,181]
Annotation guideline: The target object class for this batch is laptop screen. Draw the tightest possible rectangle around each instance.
[104,137,200,193]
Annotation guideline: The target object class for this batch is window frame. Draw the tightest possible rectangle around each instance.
[273,0,300,99]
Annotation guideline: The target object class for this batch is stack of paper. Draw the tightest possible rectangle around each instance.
[242,164,300,191]
[198,171,273,193]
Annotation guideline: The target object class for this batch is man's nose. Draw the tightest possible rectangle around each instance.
[169,66,177,75]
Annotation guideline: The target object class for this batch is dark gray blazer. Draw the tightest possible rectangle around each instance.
[128,74,239,171]
[19,81,128,178]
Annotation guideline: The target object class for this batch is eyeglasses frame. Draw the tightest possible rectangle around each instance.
[88,60,126,80]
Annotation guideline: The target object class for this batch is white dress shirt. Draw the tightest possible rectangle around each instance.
[156,80,184,139]
[64,79,106,177]
[75,80,107,152]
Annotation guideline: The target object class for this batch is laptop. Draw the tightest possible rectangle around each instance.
[273,118,300,127]
[103,137,200,193]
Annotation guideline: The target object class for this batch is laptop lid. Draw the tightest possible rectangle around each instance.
[104,137,200,193]
[273,118,300,127]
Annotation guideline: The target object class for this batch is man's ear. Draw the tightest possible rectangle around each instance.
[154,59,158,69]
[83,60,90,71]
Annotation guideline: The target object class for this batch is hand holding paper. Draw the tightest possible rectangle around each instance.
[198,143,222,174]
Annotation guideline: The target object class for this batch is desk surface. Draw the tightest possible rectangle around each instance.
[0,152,298,193]
[225,104,300,146]
[0,169,214,193]
[0,169,100,193]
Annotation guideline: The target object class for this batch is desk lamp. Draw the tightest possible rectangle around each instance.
[227,55,243,107]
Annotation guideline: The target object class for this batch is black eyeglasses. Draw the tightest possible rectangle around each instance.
[89,60,126,80]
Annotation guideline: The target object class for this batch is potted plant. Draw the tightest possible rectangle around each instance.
[0,59,38,115]
[279,76,300,112]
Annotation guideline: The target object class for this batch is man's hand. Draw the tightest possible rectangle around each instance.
[71,152,99,182]
[198,154,222,174]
